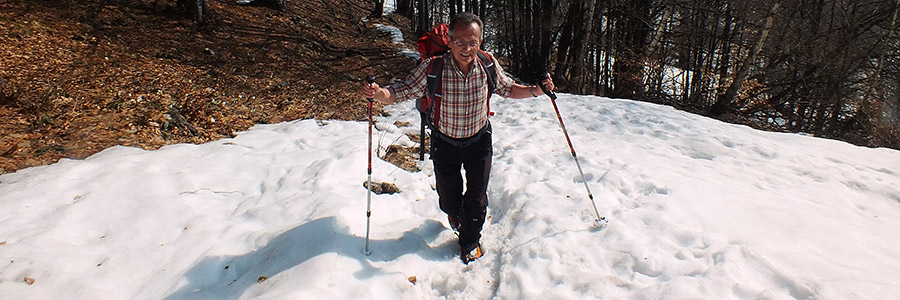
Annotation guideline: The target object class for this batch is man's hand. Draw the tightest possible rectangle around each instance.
[540,74,555,92]
[360,81,380,100]
[359,80,398,104]
[511,73,557,99]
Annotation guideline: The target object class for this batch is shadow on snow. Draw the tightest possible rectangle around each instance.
[164,216,455,299]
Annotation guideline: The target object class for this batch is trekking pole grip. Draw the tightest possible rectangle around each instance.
[537,74,557,100]
[365,75,377,102]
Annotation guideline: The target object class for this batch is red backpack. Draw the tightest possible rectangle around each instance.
[414,24,498,160]
[416,24,451,62]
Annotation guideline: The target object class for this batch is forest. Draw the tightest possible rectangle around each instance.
[386,0,900,149]
[1,0,897,174]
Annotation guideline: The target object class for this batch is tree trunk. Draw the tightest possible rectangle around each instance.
[716,3,734,101]
[479,0,487,21]
[449,0,456,17]
[553,0,578,89]
[612,0,651,99]
[600,14,613,96]
[710,0,781,117]
[568,0,598,92]
[645,5,672,59]
[539,0,553,64]
[396,0,412,16]
[371,0,385,18]
[416,0,430,36]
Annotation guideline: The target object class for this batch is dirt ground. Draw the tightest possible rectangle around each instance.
[0,0,419,175]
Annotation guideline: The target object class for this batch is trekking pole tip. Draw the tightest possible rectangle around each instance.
[591,216,608,231]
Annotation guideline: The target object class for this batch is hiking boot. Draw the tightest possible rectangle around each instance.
[447,215,460,232]
[460,242,483,264]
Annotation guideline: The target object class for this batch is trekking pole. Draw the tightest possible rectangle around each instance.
[364,75,376,256]
[538,77,606,224]
[419,115,425,161]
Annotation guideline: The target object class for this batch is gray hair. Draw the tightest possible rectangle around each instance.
[448,12,483,39]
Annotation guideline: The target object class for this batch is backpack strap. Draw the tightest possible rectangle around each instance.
[415,55,445,160]
[421,52,496,133]
[476,50,497,95]
[425,55,445,128]
[476,50,497,116]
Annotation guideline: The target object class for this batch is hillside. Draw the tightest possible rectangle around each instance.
[1,94,899,299]
[0,0,416,174]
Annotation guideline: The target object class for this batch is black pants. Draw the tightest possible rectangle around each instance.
[432,123,492,252]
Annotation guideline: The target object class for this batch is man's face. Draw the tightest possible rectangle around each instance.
[448,22,482,67]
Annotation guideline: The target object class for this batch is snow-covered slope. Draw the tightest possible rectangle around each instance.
[1,94,899,299]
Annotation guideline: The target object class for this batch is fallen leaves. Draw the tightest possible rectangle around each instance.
[0,0,416,176]
[363,181,401,195]
[383,142,426,172]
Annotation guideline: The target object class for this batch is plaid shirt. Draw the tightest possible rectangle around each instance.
[389,53,514,139]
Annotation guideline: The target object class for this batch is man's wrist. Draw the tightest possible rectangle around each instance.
[379,87,390,102]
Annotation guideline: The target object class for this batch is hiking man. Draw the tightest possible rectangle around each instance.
[360,12,555,264]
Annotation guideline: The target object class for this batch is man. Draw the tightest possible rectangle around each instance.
[361,12,555,264]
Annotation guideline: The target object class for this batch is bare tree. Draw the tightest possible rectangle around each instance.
[710,0,781,116]
[392,0,900,148]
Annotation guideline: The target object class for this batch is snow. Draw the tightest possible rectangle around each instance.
[382,0,396,15]
[372,0,419,60]
[1,94,900,299]
[371,0,420,60]
[373,24,420,60]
